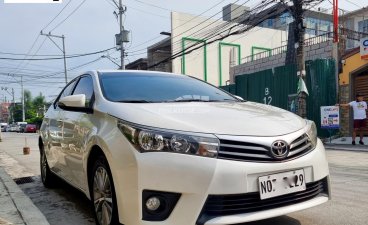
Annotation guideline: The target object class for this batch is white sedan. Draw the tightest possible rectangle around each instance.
[39,70,330,225]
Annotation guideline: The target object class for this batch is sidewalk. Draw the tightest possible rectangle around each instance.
[323,136,368,152]
[0,167,49,225]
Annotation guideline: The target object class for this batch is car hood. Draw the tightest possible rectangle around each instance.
[104,101,306,136]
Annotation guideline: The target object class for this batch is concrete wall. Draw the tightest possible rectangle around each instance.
[231,40,335,82]
[171,11,286,86]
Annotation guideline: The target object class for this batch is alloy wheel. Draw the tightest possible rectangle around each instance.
[41,152,47,182]
[93,166,113,225]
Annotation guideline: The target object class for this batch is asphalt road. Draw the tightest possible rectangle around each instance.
[0,132,367,225]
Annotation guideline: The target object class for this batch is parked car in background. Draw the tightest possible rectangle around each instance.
[18,124,27,133]
[24,124,37,133]
[39,70,331,225]
[9,124,18,132]
[5,125,11,132]
[0,123,8,132]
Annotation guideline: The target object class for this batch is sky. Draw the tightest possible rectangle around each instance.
[0,0,365,102]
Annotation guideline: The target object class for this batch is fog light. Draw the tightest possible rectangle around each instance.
[146,197,161,211]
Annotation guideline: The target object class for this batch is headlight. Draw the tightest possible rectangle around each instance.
[306,120,318,148]
[117,120,219,158]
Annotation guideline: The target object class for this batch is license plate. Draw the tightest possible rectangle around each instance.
[258,169,306,200]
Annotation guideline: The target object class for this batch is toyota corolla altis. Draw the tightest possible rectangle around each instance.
[39,70,330,225]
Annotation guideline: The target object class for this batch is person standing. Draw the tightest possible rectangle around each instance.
[337,93,367,145]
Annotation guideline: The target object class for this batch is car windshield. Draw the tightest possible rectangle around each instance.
[99,72,238,103]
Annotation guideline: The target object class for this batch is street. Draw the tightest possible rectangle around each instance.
[0,132,367,225]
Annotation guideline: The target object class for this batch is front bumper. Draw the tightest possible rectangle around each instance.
[110,138,330,225]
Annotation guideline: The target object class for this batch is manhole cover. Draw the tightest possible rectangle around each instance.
[13,176,34,185]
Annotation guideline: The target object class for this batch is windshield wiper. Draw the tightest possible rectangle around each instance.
[117,100,152,103]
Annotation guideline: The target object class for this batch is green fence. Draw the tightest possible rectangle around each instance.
[221,59,337,137]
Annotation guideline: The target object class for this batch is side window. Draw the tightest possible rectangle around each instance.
[55,79,78,107]
[72,76,94,108]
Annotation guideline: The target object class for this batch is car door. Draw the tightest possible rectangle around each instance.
[61,75,95,188]
[45,79,78,178]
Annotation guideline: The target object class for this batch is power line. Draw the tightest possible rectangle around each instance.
[41,0,73,31]
[168,0,268,56]
[147,0,281,69]
[132,0,171,12]
[0,47,116,61]
[126,0,246,59]
[126,0,231,52]
[0,57,104,85]
[9,0,74,75]
[128,5,170,19]
[49,0,88,32]
[343,0,362,9]
[9,35,40,75]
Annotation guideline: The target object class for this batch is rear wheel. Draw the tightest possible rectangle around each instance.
[40,147,56,188]
[90,156,119,225]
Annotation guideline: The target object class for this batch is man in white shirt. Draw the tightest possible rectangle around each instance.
[337,93,367,145]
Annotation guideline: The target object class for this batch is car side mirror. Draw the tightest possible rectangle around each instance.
[58,94,93,113]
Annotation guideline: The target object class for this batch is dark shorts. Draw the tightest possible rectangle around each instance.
[354,119,367,129]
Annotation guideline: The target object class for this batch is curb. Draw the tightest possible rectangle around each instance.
[324,144,368,152]
[0,168,50,225]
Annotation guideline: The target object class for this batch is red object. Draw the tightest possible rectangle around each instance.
[333,0,339,43]
[353,119,367,129]
[25,124,37,133]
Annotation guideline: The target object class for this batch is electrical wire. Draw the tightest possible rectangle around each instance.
[126,0,246,59]
[49,0,88,32]
[132,0,171,12]
[343,0,362,9]
[0,57,104,84]
[126,0,232,52]
[147,0,284,69]
[128,5,170,19]
[0,47,116,61]
[9,0,74,75]
[41,0,73,31]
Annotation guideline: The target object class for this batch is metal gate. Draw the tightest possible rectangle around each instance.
[220,59,337,138]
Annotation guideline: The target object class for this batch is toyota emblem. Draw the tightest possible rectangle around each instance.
[270,140,289,160]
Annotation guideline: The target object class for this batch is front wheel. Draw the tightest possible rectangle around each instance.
[90,156,119,225]
[40,148,56,188]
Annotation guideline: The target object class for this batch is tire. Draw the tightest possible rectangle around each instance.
[90,156,119,225]
[40,147,57,188]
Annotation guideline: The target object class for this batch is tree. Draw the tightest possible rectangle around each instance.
[9,90,47,127]
[26,92,47,127]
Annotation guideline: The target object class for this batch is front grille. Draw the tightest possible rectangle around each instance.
[197,178,328,225]
[218,134,313,162]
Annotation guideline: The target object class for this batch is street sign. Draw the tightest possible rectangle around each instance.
[360,37,368,60]
[320,106,340,129]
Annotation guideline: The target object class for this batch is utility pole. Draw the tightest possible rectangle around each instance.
[41,31,68,84]
[11,88,15,123]
[113,0,129,70]
[119,0,125,70]
[292,0,307,118]
[21,76,25,122]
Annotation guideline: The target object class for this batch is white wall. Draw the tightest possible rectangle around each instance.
[171,12,286,86]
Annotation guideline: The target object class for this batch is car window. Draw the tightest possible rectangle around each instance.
[72,75,94,108]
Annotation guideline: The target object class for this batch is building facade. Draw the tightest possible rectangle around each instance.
[339,47,368,135]
[340,7,368,49]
